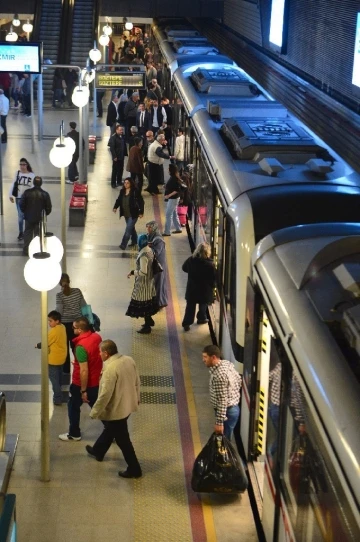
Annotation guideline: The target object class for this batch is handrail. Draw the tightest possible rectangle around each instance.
[0,393,6,452]
[32,0,43,41]
[58,0,75,64]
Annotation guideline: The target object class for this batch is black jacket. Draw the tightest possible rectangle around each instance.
[19,186,52,222]
[106,101,118,127]
[113,188,144,219]
[124,99,138,120]
[109,133,128,160]
[182,256,216,304]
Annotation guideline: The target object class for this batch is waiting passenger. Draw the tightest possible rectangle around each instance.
[113,177,144,250]
[163,164,183,236]
[145,134,169,195]
[126,138,145,191]
[146,220,168,308]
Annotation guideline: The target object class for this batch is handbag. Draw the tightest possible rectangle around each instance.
[12,172,20,198]
[152,252,163,275]
[81,304,94,325]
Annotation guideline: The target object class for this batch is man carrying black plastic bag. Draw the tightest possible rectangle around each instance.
[191,433,248,493]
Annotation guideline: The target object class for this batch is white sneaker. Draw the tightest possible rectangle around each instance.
[65,180,74,184]
[59,433,81,441]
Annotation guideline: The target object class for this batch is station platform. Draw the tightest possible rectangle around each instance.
[0,104,258,542]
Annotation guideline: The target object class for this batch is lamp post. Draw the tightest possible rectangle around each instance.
[24,218,63,482]
[89,42,101,138]
[49,122,74,272]
[23,19,33,41]
[72,78,90,184]
[99,33,110,64]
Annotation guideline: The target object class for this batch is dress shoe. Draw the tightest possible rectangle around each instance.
[137,326,151,334]
[183,326,191,332]
[119,245,126,250]
[142,317,155,327]
[85,445,103,462]
[118,469,142,479]
[172,230,182,234]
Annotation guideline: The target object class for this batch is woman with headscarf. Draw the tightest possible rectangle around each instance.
[146,221,168,308]
[126,234,159,334]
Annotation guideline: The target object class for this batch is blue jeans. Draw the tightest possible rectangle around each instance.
[223,405,240,440]
[68,383,99,437]
[164,197,181,234]
[48,364,63,404]
[120,216,138,248]
[16,199,25,234]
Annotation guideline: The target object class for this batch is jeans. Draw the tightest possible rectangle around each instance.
[182,302,208,327]
[120,217,138,248]
[111,159,124,187]
[68,383,99,438]
[52,88,63,106]
[223,405,240,440]
[91,417,142,475]
[164,197,181,234]
[49,364,63,404]
[16,199,25,234]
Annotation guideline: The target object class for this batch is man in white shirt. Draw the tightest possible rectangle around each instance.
[0,88,10,143]
[174,127,185,171]
[149,99,167,136]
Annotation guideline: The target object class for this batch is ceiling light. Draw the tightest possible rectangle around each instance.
[5,26,18,42]
[12,14,20,27]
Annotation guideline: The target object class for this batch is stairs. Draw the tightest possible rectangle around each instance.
[38,0,63,100]
[70,0,95,69]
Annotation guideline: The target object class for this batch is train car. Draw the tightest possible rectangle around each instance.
[244,222,360,541]
[153,19,360,369]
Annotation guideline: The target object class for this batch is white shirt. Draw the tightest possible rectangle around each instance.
[9,171,35,199]
[174,134,185,161]
[151,106,167,128]
[139,111,145,127]
[0,94,9,116]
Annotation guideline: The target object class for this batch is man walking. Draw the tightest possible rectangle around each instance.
[59,317,102,441]
[0,88,10,143]
[106,94,119,137]
[19,176,52,256]
[109,124,127,188]
[86,340,142,478]
[66,121,80,184]
[202,345,242,440]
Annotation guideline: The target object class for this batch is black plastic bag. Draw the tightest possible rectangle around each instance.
[191,433,248,494]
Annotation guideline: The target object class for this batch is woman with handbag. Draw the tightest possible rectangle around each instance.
[9,158,35,241]
[126,234,159,334]
[55,273,87,373]
[113,177,144,250]
[146,220,168,308]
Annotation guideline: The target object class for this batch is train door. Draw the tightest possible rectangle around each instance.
[210,194,225,346]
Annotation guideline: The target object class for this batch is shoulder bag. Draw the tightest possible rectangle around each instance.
[12,171,20,198]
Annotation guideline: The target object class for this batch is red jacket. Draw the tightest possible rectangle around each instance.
[72,331,102,387]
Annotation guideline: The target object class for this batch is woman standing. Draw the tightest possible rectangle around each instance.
[9,158,35,241]
[126,234,159,334]
[55,273,87,373]
[126,137,145,192]
[182,242,216,331]
[146,220,168,308]
[113,177,144,250]
[163,164,183,236]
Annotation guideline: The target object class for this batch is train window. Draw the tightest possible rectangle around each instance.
[280,373,360,541]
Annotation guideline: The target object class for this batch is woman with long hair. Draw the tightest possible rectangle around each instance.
[126,234,159,334]
[163,163,183,236]
[126,137,145,192]
[9,157,35,241]
[146,220,168,308]
[113,177,144,250]
[181,242,216,331]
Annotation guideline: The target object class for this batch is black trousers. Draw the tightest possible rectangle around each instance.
[68,157,79,182]
[92,417,142,475]
[23,220,39,252]
[1,115,7,143]
[111,159,124,187]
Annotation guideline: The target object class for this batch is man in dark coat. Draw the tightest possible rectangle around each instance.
[19,176,52,256]
[181,242,216,331]
[106,95,119,136]
[109,125,128,188]
[66,121,81,183]
[136,103,149,141]
[124,92,139,141]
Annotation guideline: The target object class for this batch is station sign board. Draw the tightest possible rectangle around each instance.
[0,42,42,74]
[95,71,146,89]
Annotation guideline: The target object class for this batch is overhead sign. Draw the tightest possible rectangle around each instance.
[0,42,42,74]
[95,71,146,89]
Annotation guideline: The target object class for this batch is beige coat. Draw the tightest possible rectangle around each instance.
[90,353,140,421]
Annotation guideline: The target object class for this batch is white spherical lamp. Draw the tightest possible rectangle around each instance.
[6,27,18,42]
[99,33,110,46]
[49,145,73,168]
[125,21,133,31]
[23,20,33,33]
[29,235,64,262]
[54,135,76,156]
[72,85,90,108]
[24,255,62,292]
[89,47,101,63]
[12,15,20,27]
[103,24,112,36]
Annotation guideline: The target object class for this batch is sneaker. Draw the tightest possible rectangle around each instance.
[66,180,74,184]
[26,114,31,118]
[172,230,182,234]
[59,433,81,441]
[17,233,23,241]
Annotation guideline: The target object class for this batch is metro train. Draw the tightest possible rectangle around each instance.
[152,19,360,542]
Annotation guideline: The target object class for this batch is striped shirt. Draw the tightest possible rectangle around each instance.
[209,360,242,425]
[55,288,86,323]
[131,246,156,302]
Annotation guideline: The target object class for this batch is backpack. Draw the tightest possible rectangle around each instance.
[92,313,101,332]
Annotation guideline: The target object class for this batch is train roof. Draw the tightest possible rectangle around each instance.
[252,222,360,509]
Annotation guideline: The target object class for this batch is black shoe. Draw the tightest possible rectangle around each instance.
[111,184,117,188]
[85,445,103,462]
[142,317,155,327]
[119,245,126,250]
[183,326,190,332]
[17,233,23,241]
[197,320,209,325]
[118,469,142,479]
[172,230,182,234]
[137,326,151,334]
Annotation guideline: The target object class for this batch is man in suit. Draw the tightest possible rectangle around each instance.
[147,99,167,136]
[124,92,139,142]
[106,95,119,138]
[109,125,127,188]
[136,103,149,141]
